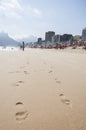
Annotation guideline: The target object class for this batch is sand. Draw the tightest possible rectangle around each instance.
[0,48,86,130]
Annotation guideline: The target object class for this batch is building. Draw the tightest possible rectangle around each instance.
[45,31,55,43]
[82,28,86,41]
[73,35,81,41]
[37,38,42,45]
[54,34,60,43]
[60,34,73,44]
[62,34,73,42]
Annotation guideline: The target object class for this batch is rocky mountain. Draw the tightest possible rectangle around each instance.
[0,32,18,46]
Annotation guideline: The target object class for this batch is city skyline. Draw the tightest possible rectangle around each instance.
[0,0,86,40]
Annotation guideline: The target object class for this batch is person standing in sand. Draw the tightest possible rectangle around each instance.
[22,41,25,51]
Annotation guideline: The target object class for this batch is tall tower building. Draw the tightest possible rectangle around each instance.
[45,31,55,43]
[82,28,86,41]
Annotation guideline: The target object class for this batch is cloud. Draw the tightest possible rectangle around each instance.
[0,0,42,19]
[25,5,42,17]
[33,8,41,16]
[0,0,42,38]
[0,0,22,11]
[0,0,23,18]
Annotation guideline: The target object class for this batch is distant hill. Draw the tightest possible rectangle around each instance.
[0,32,18,46]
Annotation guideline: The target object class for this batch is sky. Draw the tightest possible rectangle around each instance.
[0,0,86,40]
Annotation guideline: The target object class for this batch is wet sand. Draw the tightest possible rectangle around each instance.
[0,48,86,130]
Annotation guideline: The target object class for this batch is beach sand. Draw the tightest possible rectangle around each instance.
[0,48,86,130]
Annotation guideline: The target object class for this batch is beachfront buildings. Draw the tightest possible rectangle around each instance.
[52,34,73,45]
[45,31,55,43]
[37,38,42,45]
[54,35,60,43]
[33,30,84,48]
[82,28,86,41]
[60,34,73,43]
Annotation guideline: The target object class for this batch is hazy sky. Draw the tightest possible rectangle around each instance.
[0,0,86,39]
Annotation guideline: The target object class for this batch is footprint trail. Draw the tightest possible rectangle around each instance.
[15,102,29,122]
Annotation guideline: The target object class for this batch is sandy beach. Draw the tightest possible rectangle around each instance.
[0,48,86,130]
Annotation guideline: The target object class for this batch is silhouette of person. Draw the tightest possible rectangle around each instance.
[22,41,25,51]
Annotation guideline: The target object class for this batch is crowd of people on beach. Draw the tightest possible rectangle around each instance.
[30,41,86,50]
[19,40,86,51]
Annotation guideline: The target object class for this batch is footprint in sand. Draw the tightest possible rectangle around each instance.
[56,81,61,84]
[15,102,29,121]
[18,81,24,83]
[16,102,23,105]
[23,71,29,75]
[13,81,24,87]
[59,94,71,105]
[55,78,61,84]
[15,84,20,86]
[48,70,53,73]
